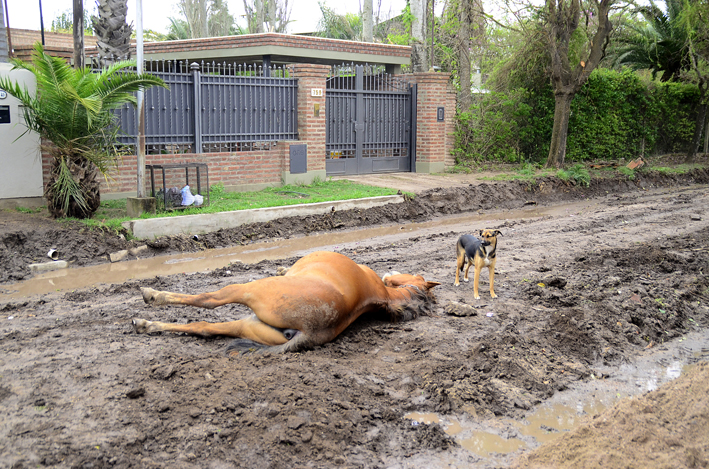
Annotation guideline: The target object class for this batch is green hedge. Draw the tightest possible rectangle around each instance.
[454,69,701,164]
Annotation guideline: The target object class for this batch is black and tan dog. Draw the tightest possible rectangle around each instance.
[454,229,502,299]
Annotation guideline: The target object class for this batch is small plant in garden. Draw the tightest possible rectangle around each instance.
[567,164,591,187]
[617,166,636,179]
[556,169,569,181]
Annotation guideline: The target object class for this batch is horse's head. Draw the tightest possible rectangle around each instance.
[381,272,441,292]
[381,272,440,321]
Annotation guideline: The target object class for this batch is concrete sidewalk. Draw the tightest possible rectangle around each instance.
[330,171,497,194]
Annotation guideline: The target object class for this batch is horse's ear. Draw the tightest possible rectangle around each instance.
[425,281,441,289]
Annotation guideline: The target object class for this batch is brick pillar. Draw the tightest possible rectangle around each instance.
[408,72,456,173]
[284,63,329,185]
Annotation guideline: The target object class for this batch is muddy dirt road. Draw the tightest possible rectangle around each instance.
[1,169,709,468]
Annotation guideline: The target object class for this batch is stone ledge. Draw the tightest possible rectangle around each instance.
[122,195,404,239]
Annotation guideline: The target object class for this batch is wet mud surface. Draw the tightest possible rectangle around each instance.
[1,168,709,468]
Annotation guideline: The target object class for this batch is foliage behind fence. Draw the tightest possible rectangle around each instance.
[454,69,702,165]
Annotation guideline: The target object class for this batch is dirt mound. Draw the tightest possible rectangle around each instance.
[514,362,709,469]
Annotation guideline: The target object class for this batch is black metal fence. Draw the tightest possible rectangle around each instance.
[325,64,415,175]
[108,60,298,154]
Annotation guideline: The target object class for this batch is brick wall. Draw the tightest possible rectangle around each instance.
[142,33,411,60]
[289,63,329,173]
[402,72,456,169]
[41,144,289,196]
[37,65,457,199]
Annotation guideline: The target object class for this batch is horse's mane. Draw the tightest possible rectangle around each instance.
[386,287,437,322]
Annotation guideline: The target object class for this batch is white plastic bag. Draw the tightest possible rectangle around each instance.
[181,185,195,206]
[194,194,204,206]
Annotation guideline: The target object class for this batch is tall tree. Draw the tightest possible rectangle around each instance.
[179,0,210,38]
[242,0,291,33]
[610,0,707,160]
[445,0,486,110]
[92,0,133,66]
[51,8,95,34]
[544,0,614,168]
[177,0,236,38]
[0,43,166,218]
[682,1,709,160]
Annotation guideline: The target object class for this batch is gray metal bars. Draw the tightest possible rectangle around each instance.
[110,60,298,154]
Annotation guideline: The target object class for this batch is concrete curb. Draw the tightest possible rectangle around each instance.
[122,195,405,240]
[29,260,69,273]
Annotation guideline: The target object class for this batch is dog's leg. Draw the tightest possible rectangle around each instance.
[489,260,497,298]
[454,249,465,286]
[463,261,472,283]
[473,264,482,299]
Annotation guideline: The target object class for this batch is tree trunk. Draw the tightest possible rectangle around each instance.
[267,0,276,32]
[547,91,574,168]
[46,156,102,219]
[362,0,373,42]
[457,0,472,110]
[410,0,427,72]
[73,0,84,68]
[256,0,265,33]
[686,103,707,162]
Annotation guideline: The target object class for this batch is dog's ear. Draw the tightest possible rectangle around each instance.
[477,229,484,236]
[494,230,503,236]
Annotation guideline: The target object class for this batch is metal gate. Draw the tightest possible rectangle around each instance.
[325,64,416,175]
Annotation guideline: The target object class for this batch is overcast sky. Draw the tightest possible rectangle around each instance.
[5,0,410,35]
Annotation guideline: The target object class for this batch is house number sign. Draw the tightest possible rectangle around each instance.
[311,88,323,97]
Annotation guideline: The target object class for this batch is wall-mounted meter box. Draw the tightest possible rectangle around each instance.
[0,63,43,200]
[0,104,10,124]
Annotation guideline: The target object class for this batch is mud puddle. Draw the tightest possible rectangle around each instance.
[2,199,600,299]
[406,329,709,463]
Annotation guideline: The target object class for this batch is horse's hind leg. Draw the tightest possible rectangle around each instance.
[141,285,247,309]
[132,314,291,346]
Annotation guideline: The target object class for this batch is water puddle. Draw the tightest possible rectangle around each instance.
[1,200,599,299]
[405,330,709,459]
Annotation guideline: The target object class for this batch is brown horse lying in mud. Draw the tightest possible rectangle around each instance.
[133,251,440,354]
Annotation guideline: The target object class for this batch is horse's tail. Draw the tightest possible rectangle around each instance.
[225,330,314,356]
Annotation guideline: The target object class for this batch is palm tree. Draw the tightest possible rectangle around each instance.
[92,0,133,66]
[611,0,689,82]
[0,43,167,219]
[316,2,362,41]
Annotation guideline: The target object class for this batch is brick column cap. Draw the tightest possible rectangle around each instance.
[287,63,331,78]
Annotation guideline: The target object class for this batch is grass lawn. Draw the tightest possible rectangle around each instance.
[84,178,401,232]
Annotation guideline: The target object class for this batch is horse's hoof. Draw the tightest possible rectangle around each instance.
[141,287,158,305]
[132,318,151,333]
